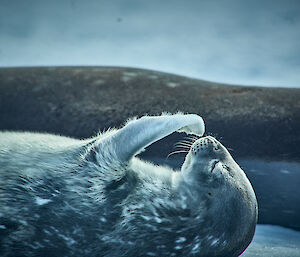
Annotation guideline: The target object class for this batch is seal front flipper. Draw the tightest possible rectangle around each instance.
[102,113,205,163]
[81,114,204,185]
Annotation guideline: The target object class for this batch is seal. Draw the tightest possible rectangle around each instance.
[0,113,257,257]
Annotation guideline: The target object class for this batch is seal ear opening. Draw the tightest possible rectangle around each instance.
[103,113,205,162]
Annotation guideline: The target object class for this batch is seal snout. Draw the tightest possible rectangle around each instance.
[191,136,219,155]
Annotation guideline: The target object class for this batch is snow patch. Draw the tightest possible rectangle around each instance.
[242,225,300,257]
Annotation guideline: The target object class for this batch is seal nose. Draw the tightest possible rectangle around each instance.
[191,136,218,154]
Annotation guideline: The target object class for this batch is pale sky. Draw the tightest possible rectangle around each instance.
[0,0,300,87]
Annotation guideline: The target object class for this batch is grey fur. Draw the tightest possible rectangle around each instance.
[0,114,257,257]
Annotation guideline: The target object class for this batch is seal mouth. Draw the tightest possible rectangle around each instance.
[211,160,219,172]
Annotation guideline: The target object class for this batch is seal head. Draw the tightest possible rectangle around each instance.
[180,136,258,256]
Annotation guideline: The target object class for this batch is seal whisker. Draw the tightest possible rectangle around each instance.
[175,142,193,148]
[167,150,189,158]
[174,142,193,150]
[175,140,193,144]
[174,145,190,150]
[190,135,200,141]
[184,135,199,143]
[184,136,196,141]
[176,140,194,145]
[174,142,193,148]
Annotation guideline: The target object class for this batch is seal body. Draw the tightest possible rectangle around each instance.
[0,114,257,257]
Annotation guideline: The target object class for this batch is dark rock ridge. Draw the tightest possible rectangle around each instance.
[0,66,299,161]
[0,66,300,230]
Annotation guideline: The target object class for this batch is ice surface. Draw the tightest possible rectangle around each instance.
[242,225,300,257]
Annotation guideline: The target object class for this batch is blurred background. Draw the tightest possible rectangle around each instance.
[1,0,300,87]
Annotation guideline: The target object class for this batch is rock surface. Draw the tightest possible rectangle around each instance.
[0,66,299,161]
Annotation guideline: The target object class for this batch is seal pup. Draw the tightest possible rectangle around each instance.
[0,113,257,257]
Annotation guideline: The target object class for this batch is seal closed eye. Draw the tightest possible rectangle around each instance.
[211,160,219,172]
[0,113,257,257]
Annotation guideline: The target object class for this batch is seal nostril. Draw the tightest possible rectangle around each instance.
[214,145,220,151]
